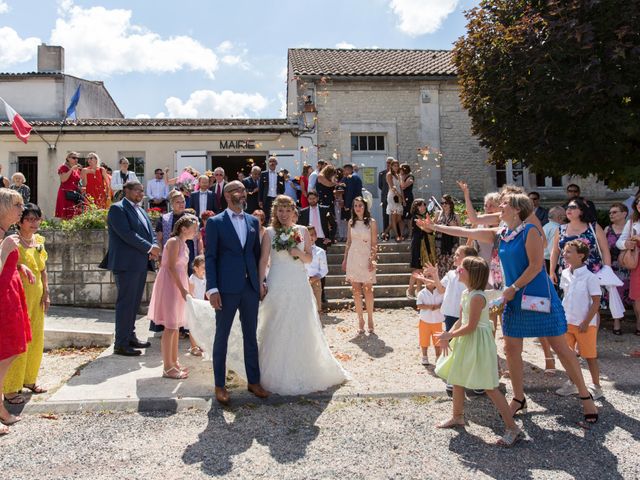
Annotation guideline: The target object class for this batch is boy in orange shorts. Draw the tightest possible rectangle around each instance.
[557,240,603,399]
[416,276,444,366]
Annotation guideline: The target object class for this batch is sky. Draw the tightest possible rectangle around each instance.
[0,0,478,119]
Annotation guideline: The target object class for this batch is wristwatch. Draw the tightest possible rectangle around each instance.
[510,284,520,292]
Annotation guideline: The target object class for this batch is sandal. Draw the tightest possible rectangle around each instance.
[436,415,465,429]
[497,427,523,447]
[612,329,622,336]
[162,366,189,380]
[544,357,556,376]
[0,413,21,426]
[189,346,203,357]
[579,393,598,426]
[511,397,528,416]
[4,393,25,405]
[23,384,47,394]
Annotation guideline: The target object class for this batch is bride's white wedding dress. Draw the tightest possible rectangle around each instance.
[186,225,349,395]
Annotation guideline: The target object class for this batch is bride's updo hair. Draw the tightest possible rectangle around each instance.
[270,195,297,229]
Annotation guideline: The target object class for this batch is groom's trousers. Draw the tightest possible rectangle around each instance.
[213,281,260,387]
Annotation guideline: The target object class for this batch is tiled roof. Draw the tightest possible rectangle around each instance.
[0,118,298,133]
[0,118,293,128]
[289,48,456,77]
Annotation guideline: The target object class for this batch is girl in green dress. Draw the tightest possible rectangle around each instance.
[434,256,522,447]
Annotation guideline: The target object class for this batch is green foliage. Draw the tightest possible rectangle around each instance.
[40,204,108,231]
[454,0,640,189]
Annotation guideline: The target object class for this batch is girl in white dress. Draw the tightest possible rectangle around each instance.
[384,158,405,242]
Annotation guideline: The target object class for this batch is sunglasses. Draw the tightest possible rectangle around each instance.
[566,205,579,210]
[609,211,620,215]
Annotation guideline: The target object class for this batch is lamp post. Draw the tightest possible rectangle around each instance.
[301,98,317,133]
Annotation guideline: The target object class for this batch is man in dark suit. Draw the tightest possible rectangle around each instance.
[106,181,160,356]
[259,156,285,222]
[343,163,363,215]
[300,190,336,304]
[378,157,392,232]
[189,175,216,220]
[209,167,227,213]
[205,180,269,404]
[243,165,261,213]
[528,191,549,226]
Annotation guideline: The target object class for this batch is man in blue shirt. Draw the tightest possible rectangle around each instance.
[343,163,363,214]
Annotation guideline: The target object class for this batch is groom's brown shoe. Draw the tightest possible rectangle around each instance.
[215,387,230,405]
[247,383,270,399]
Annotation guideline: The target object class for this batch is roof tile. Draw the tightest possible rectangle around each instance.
[289,48,456,77]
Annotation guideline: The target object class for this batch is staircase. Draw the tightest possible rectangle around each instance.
[324,241,415,310]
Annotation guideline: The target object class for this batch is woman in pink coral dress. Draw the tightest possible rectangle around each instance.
[342,197,378,335]
[148,215,198,379]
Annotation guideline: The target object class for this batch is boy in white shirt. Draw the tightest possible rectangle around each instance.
[557,240,603,399]
[416,278,444,365]
[305,226,328,314]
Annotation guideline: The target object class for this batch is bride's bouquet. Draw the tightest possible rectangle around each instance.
[272,227,303,256]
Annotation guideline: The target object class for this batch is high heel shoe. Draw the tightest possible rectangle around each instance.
[497,427,523,448]
[511,397,527,416]
[579,393,599,425]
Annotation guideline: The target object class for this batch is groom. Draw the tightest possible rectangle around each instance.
[205,180,269,404]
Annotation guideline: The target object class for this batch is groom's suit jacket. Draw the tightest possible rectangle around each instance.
[205,210,261,295]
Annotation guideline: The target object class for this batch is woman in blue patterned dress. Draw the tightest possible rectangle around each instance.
[549,197,610,285]
[498,193,597,425]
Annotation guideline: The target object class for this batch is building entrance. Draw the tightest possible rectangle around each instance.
[210,154,267,181]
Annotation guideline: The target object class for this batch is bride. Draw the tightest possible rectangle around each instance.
[186,195,348,395]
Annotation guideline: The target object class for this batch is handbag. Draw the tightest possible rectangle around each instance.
[618,221,639,270]
[521,276,551,313]
[64,189,82,204]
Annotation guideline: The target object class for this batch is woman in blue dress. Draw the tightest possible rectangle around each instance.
[417,192,598,426]
[498,193,597,425]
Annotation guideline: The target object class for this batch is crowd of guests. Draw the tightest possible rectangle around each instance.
[2,149,640,442]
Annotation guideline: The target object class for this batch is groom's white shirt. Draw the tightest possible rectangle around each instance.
[206,208,248,297]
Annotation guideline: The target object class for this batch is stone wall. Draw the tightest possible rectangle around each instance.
[45,229,156,308]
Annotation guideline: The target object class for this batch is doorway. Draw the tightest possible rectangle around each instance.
[17,156,38,204]
[210,154,267,181]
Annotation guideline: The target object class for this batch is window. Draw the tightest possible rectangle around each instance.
[119,152,145,181]
[351,135,385,152]
[495,159,524,187]
[535,173,563,188]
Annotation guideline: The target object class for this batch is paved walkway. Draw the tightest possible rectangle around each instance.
[24,307,640,413]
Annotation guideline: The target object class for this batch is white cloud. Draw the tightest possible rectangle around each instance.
[163,90,269,118]
[134,113,151,119]
[215,41,250,70]
[216,40,233,54]
[277,92,286,118]
[50,1,218,78]
[389,0,459,36]
[0,1,9,14]
[278,66,288,81]
[0,27,40,67]
[335,41,355,49]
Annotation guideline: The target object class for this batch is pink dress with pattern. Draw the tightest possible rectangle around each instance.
[148,240,189,329]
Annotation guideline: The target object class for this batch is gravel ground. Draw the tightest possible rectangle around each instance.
[1,391,639,479]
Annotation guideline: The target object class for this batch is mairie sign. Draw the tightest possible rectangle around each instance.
[219,139,256,150]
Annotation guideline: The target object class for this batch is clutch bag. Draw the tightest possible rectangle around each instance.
[521,294,551,313]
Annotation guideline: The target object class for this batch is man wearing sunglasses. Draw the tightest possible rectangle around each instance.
[209,167,227,214]
[561,183,596,221]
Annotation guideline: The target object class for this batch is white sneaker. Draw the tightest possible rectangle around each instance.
[421,356,430,365]
[556,380,579,396]
[588,384,604,400]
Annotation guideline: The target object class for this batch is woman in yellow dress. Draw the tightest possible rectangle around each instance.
[4,203,49,404]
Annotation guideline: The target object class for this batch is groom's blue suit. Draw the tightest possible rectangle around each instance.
[205,210,261,387]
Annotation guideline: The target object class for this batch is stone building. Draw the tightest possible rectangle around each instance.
[287,48,633,223]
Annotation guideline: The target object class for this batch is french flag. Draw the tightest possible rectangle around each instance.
[1,97,32,144]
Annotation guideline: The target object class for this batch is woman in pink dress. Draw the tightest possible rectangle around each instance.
[342,197,378,334]
[299,164,312,208]
[81,152,110,209]
[148,215,199,379]
[55,152,82,219]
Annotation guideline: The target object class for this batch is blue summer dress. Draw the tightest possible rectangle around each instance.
[499,223,567,338]
[557,223,603,274]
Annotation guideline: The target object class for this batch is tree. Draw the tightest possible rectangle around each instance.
[454,0,640,189]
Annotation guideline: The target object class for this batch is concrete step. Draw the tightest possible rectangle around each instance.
[327,251,411,264]
[326,296,416,310]
[328,262,412,275]
[328,241,411,254]
[325,273,412,287]
[325,284,410,300]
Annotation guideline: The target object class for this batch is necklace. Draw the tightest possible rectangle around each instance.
[499,222,526,242]
[18,233,36,248]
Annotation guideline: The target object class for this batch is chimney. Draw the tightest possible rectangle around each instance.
[37,44,65,73]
